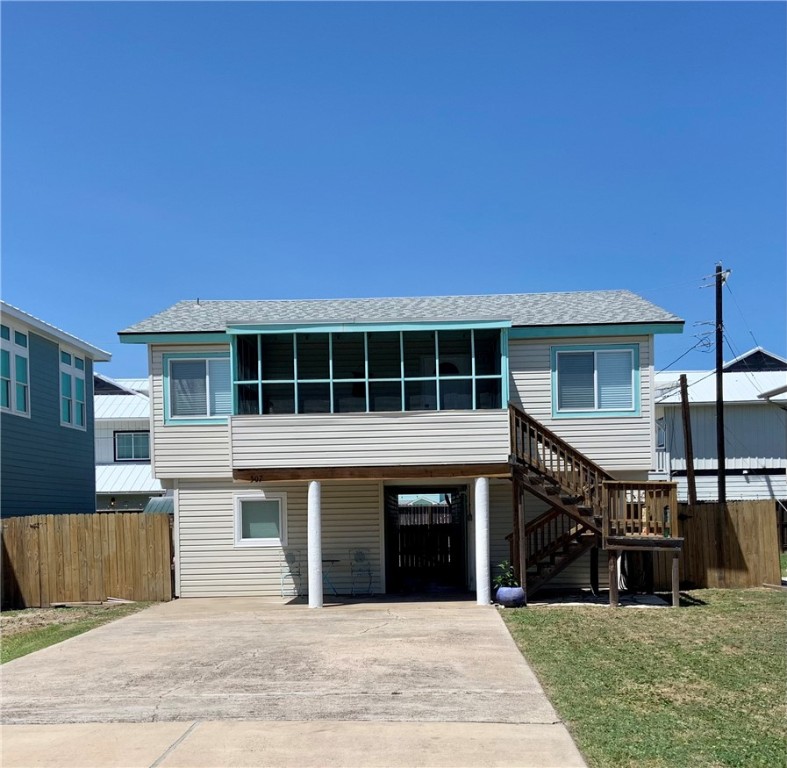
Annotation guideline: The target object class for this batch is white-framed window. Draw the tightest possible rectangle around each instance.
[234,491,287,548]
[60,348,86,429]
[1,322,30,417]
[167,356,231,421]
[552,345,639,417]
[114,431,150,461]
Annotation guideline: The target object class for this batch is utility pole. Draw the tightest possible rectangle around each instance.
[715,264,726,504]
[679,373,697,506]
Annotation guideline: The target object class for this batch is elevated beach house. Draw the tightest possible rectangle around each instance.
[120,291,685,605]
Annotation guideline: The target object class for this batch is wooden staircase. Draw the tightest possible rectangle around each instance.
[508,403,681,602]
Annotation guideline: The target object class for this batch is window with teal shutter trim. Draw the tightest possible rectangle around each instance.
[1,323,29,416]
[60,349,86,429]
[168,357,231,419]
[553,345,639,417]
[1,350,10,409]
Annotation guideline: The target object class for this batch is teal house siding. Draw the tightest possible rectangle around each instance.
[1,332,97,516]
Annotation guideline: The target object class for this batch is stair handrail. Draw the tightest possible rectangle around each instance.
[509,403,612,516]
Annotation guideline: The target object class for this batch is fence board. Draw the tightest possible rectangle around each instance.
[1,513,172,609]
[654,500,780,590]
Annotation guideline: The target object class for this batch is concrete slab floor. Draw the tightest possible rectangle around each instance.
[1,721,587,768]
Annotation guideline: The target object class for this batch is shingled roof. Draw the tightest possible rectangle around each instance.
[120,290,682,335]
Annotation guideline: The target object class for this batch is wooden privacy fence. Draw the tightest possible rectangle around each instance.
[653,500,781,590]
[1,512,173,609]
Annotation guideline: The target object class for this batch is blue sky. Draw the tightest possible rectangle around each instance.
[3,2,785,377]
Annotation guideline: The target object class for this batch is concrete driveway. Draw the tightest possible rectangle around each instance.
[2,598,586,766]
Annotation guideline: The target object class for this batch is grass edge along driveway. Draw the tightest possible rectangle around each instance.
[502,588,787,768]
[1,603,150,664]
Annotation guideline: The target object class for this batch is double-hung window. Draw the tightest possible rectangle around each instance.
[166,355,231,422]
[60,349,86,428]
[115,431,150,461]
[234,492,287,547]
[552,345,639,417]
[0,323,29,417]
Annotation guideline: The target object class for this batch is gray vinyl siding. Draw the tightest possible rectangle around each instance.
[509,335,653,473]
[661,403,786,471]
[150,345,232,479]
[1,332,96,516]
[230,410,510,470]
[177,478,383,598]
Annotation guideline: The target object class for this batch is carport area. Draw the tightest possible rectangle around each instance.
[2,599,586,766]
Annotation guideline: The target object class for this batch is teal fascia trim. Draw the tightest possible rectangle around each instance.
[226,319,512,335]
[510,323,683,340]
[120,333,230,345]
[550,343,641,420]
[162,351,231,426]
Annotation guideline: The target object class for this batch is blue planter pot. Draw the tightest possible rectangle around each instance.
[496,585,526,607]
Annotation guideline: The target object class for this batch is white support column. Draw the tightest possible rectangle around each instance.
[474,477,491,605]
[307,480,323,608]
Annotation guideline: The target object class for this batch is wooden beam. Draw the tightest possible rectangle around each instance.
[233,463,512,483]
[679,373,698,506]
[672,552,680,608]
[608,550,619,607]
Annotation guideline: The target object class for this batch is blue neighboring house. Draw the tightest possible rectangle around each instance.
[1,301,111,517]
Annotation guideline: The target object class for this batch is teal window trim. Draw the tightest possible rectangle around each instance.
[550,343,641,419]
[163,351,231,425]
[120,332,230,345]
[226,319,512,335]
[0,321,30,418]
[510,322,683,340]
[231,328,506,415]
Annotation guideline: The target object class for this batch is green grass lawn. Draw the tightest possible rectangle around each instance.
[1,603,150,664]
[503,589,787,768]
[780,551,787,578]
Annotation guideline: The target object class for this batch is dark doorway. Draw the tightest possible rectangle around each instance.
[384,487,468,594]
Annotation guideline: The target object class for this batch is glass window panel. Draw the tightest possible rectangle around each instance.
[474,330,501,376]
[1,349,9,378]
[1,380,9,408]
[557,352,595,410]
[15,356,28,385]
[208,359,232,415]
[117,433,133,459]
[241,499,281,540]
[61,351,72,365]
[61,371,72,397]
[261,334,294,380]
[236,335,259,381]
[75,357,85,371]
[14,331,27,348]
[296,334,329,380]
[403,331,436,378]
[439,379,472,410]
[237,384,260,415]
[332,333,365,380]
[75,377,85,402]
[368,332,401,379]
[597,351,633,410]
[262,383,295,414]
[0,325,9,340]
[76,403,85,427]
[405,380,437,411]
[136,432,150,459]
[61,397,71,423]
[476,379,502,410]
[438,331,472,376]
[369,381,401,412]
[297,382,330,413]
[170,360,207,417]
[16,385,27,413]
[333,382,366,413]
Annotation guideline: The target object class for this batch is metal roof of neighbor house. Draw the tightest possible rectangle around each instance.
[655,371,787,405]
[1,301,111,361]
[120,290,682,334]
[94,392,150,420]
[114,378,150,394]
[96,464,163,495]
[144,496,174,514]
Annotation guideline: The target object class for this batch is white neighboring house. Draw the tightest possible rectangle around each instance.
[94,374,165,512]
[652,349,787,502]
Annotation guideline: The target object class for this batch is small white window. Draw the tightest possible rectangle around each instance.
[169,357,231,419]
[60,349,86,429]
[1,322,30,417]
[234,492,287,547]
[555,348,636,414]
[115,431,150,461]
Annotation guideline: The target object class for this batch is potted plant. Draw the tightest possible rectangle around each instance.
[493,561,526,607]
